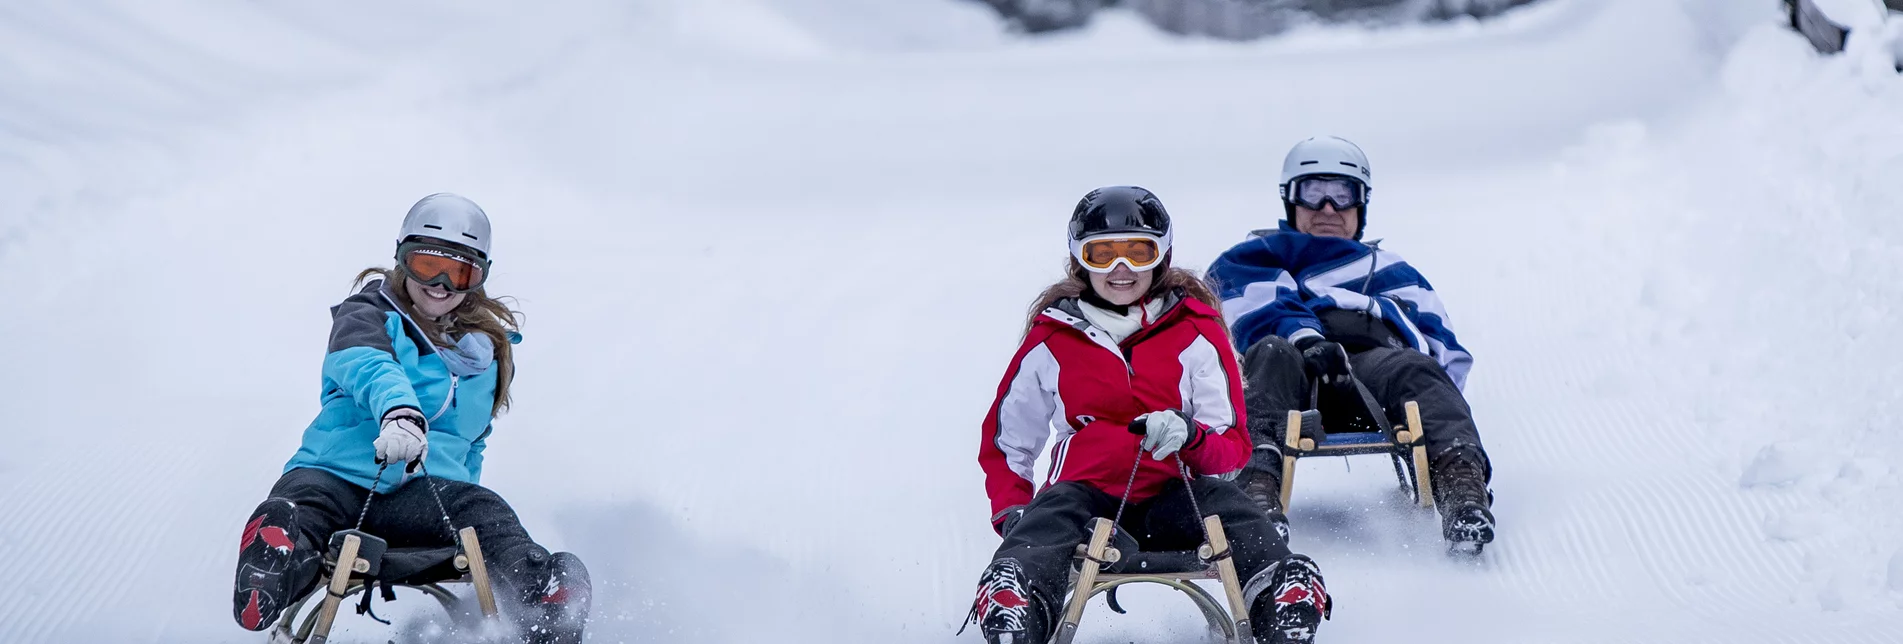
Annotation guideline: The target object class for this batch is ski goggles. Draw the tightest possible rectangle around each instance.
[1289,175,1366,211]
[397,241,490,292]
[1072,235,1165,273]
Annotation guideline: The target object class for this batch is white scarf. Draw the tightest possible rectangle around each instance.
[1078,298,1168,345]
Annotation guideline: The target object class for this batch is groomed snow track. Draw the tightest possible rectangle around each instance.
[1,1,1900,642]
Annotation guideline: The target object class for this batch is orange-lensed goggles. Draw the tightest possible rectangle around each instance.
[399,241,489,292]
[1074,236,1163,273]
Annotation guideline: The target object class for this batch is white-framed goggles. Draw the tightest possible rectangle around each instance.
[1069,233,1167,273]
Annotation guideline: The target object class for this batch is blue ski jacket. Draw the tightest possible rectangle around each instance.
[1206,223,1473,389]
[284,280,508,492]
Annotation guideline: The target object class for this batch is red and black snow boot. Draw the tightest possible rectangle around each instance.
[233,498,316,631]
[964,558,1050,644]
[500,547,593,644]
[1247,554,1331,644]
[524,551,592,644]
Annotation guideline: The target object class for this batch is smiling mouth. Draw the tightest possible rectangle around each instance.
[1107,279,1137,288]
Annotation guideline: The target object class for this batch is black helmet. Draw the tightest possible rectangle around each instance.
[1068,186,1172,242]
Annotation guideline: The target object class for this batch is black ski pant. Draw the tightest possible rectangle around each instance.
[1239,335,1492,487]
[246,467,553,608]
[992,478,1293,621]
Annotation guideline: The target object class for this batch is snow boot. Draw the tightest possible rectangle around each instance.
[1242,467,1285,515]
[1244,408,1290,516]
[965,558,1050,644]
[1433,451,1495,551]
[1241,468,1293,541]
[525,551,591,644]
[233,498,318,631]
[501,548,593,644]
[1246,554,1331,644]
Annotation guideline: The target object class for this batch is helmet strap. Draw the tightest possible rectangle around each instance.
[1079,285,1129,315]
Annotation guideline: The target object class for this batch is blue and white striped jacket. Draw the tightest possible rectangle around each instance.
[1206,223,1472,390]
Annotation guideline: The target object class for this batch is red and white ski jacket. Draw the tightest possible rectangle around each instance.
[979,293,1250,530]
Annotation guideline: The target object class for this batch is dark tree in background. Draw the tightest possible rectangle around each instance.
[975,0,1545,37]
[977,0,1115,33]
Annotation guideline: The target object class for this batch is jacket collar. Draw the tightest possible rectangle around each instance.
[1251,220,1382,248]
[372,279,441,357]
[1036,288,1218,339]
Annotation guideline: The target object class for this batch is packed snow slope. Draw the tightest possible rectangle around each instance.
[3,0,1902,642]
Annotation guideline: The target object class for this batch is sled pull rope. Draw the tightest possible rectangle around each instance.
[354,463,390,532]
[413,463,500,618]
[415,462,463,546]
[1112,421,1220,552]
[1175,455,1221,559]
[1108,442,1146,533]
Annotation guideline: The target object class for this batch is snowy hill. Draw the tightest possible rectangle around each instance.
[2,0,1901,642]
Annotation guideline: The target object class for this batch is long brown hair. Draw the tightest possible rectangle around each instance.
[1024,254,1221,331]
[355,267,523,414]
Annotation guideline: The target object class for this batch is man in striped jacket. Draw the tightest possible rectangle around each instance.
[1206,136,1496,549]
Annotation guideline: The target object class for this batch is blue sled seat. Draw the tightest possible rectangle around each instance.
[1318,431,1390,448]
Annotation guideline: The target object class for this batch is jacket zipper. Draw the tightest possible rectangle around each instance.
[375,284,462,428]
[429,375,459,424]
[1070,308,1159,428]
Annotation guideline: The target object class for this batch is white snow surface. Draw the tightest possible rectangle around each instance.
[3,0,1903,642]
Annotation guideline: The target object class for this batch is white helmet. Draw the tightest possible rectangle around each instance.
[398,193,493,258]
[1278,136,1372,239]
[1279,135,1372,196]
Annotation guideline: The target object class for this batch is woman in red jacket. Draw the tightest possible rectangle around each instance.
[965,187,1330,644]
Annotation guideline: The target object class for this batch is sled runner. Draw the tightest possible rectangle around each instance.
[1053,516,1255,644]
[267,527,499,644]
[1276,376,1433,511]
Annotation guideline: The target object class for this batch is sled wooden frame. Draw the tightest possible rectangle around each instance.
[267,527,500,644]
[1051,516,1254,644]
[1278,400,1435,511]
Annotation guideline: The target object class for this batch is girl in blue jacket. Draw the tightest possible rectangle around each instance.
[232,194,588,643]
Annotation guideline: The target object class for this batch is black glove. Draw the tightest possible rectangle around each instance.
[993,505,1026,538]
[1294,335,1352,385]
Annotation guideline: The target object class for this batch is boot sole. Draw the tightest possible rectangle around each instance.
[1269,603,1322,644]
[234,500,300,631]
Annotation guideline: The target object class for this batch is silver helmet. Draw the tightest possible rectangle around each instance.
[398,193,493,258]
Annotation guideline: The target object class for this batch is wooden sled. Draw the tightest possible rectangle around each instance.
[1276,377,1434,511]
[268,527,500,644]
[1051,516,1256,644]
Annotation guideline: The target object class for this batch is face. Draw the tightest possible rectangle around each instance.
[405,277,468,319]
[1295,203,1361,239]
[1088,264,1154,306]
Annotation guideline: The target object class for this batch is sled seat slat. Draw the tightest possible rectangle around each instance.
[1315,431,1390,447]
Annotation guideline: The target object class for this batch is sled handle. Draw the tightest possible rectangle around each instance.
[307,533,362,643]
[1053,518,1117,644]
[1279,410,1302,510]
[460,527,500,618]
[1395,400,1422,444]
[1205,516,1253,644]
[1405,401,1434,508]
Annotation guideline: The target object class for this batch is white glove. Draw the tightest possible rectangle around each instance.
[1136,410,1193,461]
[374,409,428,468]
